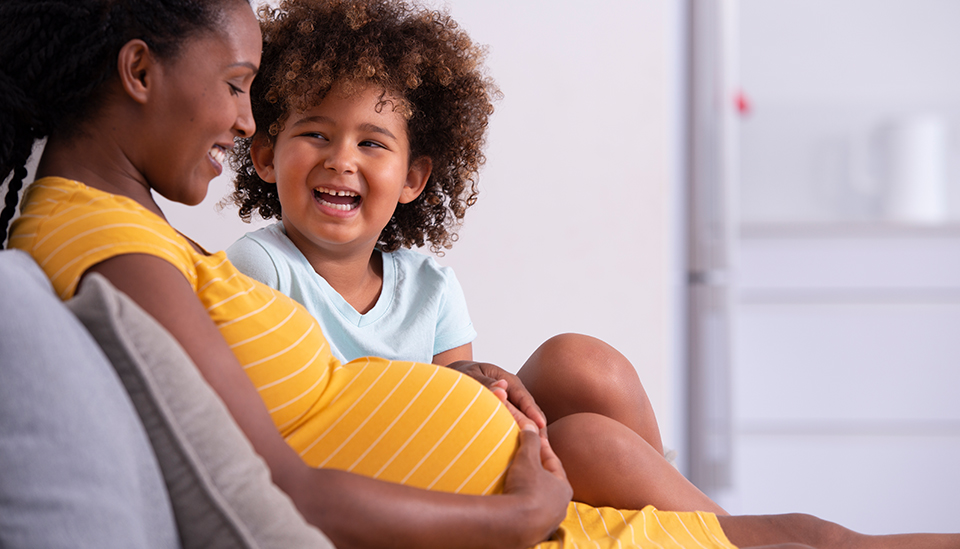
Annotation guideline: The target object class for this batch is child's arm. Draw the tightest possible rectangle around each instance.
[433,342,472,365]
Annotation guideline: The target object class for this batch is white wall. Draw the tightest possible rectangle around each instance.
[160,0,689,447]
[737,0,960,224]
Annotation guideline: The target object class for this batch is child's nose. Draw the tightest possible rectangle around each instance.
[323,142,357,174]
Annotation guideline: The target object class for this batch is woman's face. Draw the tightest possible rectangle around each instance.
[139,2,261,206]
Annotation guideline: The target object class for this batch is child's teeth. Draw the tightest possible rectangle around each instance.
[318,197,358,211]
[313,187,359,211]
[316,187,358,197]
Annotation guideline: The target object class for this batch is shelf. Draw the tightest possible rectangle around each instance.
[740,221,960,239]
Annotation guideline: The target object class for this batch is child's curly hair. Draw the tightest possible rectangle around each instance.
[229,0,499,253]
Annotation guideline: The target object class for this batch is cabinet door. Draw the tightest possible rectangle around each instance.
[727,235,960,534]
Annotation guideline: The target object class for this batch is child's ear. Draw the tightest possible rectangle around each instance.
[249,136,278,183]
[116,39,156,104]
[399,156,432,204]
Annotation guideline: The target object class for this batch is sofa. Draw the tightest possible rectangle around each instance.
[0,249,334,548]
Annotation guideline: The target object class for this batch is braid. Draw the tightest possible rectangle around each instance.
[0,0,248,247]
[0,140,32,247]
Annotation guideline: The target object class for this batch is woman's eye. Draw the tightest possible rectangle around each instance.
[228,83,244,96]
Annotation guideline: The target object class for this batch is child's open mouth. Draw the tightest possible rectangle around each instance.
[314,187,361,212]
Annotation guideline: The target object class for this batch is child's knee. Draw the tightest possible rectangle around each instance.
[534,333,627,374]
[537,333,640,394]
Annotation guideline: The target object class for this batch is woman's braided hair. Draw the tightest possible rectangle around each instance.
[0,0,248,246]
[230,0,499,254]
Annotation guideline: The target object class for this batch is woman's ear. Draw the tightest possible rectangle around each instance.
[116,39,155,104]
[399,156,432,204]
[249,136,278,183]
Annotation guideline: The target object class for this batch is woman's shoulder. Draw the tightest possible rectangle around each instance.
[11,177,195,299]
[17,177,177,236]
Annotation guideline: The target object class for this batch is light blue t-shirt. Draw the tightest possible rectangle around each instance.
[226,223,476,364]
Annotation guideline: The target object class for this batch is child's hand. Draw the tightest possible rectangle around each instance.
[447,361,548,433]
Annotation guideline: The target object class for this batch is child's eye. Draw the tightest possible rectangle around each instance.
[360,140,386,149]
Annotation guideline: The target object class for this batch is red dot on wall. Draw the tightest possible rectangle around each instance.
[734,90,751,116]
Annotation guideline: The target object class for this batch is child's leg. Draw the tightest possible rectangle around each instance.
[717,514,960,549]
[517,333,664,453]
[546,412,726,514]
[517,333,720,512]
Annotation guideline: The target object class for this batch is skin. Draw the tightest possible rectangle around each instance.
[28,2,960,548]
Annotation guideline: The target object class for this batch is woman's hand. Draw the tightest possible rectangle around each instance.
[448,360,548,433]
[501,426,572,544]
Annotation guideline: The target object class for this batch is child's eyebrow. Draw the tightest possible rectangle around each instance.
[292,115,397,140]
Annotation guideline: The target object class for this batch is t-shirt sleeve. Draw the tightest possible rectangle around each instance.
[226,235,281,290]
[14,182,196,300]
[432,266,477,356]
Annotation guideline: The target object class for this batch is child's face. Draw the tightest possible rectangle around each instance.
[252,83,430,259]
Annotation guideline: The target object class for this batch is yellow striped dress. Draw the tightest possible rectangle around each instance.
[10,176,737,549]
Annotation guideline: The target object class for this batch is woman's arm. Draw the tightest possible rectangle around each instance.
[294,428,569,549]
[85,253,571,549]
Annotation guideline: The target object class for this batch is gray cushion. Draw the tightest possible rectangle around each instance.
[66,272,333,549]
[0,249,179,549]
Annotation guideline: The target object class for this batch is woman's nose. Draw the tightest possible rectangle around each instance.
[234,98,256,137]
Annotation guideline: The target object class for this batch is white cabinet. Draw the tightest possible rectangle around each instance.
[686,1,960,532]
[726,230,960,533]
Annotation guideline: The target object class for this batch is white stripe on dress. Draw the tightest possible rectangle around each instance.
[345,367,441,472]
[256,343,326,392]
[399,384,484,485]
[298,361,393,457]
[425,404,501,490]
[240,322,314,369]
[593,506,623,549]
[217,294,277,328]
[454,420,515,494]
[317,362,418,468]
[614,509,638,547]
[372,374,461,479]
[229,308,297,349]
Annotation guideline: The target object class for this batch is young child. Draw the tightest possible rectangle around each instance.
[227,0,490,367]
[225,0,724,514]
